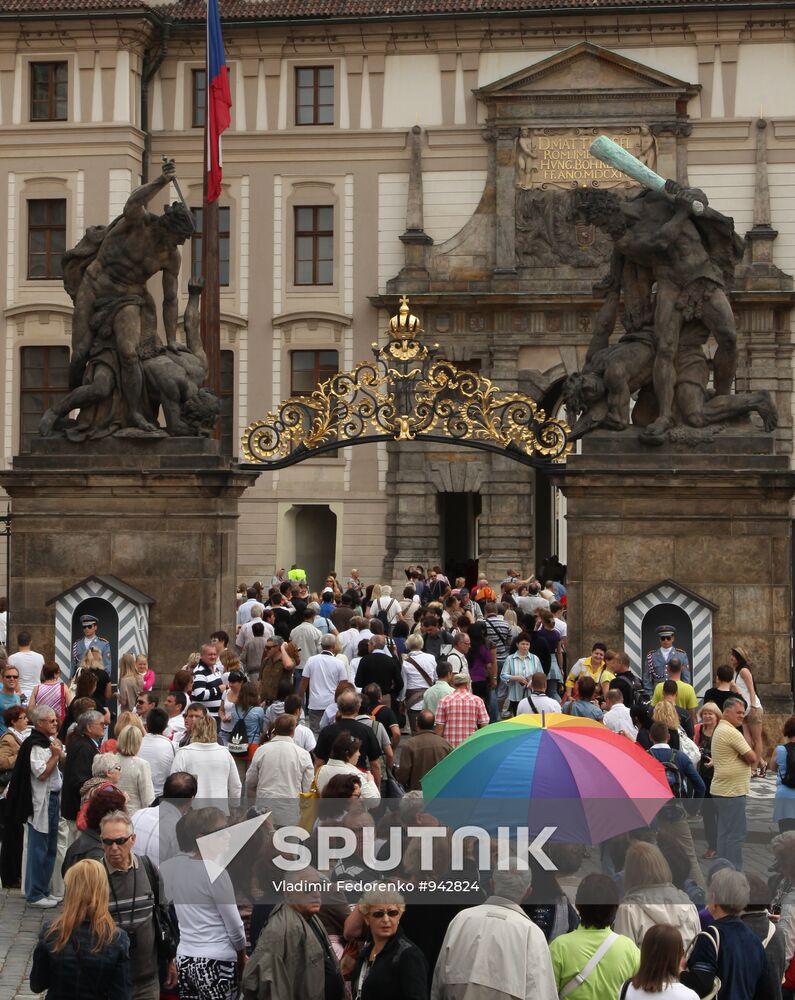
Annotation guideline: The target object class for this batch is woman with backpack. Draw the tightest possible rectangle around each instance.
[228,681,266,764]
[773,715,795,833]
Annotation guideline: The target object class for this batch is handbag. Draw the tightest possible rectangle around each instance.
[381,766,404,800]
[298,776,320,832]
[140,855,179,962]
[678,728,702,767]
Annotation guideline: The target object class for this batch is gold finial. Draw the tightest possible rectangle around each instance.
[389,295,422,338]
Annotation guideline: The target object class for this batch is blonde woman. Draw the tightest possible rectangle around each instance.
[614,842,700,952]
[115,724,155,813]
[350,886,426,1000]
[30,858,131,998]
[117,653,142,715]
[695,701,722,859]
[170,713,241,808]
[652,700,683,752]
[100,711,144,754]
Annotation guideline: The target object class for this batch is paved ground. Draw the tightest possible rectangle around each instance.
[0,774,782,999]
[0,890,46,1000]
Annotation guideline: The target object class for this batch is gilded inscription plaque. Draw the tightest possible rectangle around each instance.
[516,126,656,190]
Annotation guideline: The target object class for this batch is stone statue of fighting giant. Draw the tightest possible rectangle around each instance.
[39,159,218,440]
[562,139,777,444]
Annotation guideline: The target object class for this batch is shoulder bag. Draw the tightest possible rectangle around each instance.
[559,932,619,998]
[140,855,179,962]
[685,925,722,1000]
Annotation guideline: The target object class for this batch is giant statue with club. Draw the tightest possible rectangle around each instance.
[563,137,777,443]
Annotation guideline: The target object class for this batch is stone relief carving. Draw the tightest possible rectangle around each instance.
[515,189,613,268]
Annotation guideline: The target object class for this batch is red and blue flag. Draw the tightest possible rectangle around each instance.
[206,0,231,202]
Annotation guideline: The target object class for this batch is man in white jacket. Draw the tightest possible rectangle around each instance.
[431,861,557,999]
[245,714,313,827]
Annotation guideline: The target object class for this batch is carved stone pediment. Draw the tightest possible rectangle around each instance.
[475,41,699,122]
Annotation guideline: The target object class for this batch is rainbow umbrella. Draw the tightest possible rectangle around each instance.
[421,713,672,843]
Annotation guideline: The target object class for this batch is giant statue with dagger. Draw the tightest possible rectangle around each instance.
[563,137,777,443]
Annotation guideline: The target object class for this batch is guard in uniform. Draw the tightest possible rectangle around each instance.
[643,624,690,695]
[71,613,112,677]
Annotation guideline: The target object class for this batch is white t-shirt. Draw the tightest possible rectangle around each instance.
[624,983,699,1000]
[371,596,401,624]
[401,651,436,704]
[10,650,45,697]
[139,733,176,797]
[517,693,561,715]
[302,652,347,710]
[552,616,568,637]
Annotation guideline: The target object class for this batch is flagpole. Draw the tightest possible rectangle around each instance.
[201,0,222,424]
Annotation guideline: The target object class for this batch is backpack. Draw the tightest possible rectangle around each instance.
[782,742,795,788]
[374,598,397,635]
[228,709,250,755]
[653,749,693,821]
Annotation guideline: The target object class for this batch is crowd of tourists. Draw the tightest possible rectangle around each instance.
[0,562,792,999]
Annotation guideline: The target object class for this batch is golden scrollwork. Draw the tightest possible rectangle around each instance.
[241,297,571,468]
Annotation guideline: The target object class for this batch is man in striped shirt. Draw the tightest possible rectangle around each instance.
[191,643,225,719]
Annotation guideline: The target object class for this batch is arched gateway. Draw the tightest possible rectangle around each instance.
[241,297,571,471]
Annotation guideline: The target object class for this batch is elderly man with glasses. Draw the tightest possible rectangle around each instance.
[101,810,176,999]
[70,613,112,677]
[6,705,64,906]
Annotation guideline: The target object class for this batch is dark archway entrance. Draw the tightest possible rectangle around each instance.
[294,505,337,594]
[438,492,481,586]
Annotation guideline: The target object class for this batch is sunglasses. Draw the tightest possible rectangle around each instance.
[4,674,18,679]
[101,835,132,846]
[83,625,96,630]
[370,909,401,919]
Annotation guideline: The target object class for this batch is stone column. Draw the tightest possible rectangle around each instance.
[397,126,433,290]
[2,439,258,669]
[493,127,518,276]
[746,118,778,266]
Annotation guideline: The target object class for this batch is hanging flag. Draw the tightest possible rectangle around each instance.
[206,0,231,202]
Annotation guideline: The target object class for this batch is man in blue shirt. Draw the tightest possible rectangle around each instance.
[561,676,603,721]
[649,720,706,888]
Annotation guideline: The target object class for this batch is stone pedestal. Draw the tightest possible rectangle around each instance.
[1,438,259,671]
[550,431,795,713]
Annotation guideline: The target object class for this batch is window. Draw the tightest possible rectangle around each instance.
[192,69,206,128]
[295,66,334,125]
[20,347,70,451]
[294,206,333,286]
[30,61,68,122]
[28,199,66,280]
[191,206,230,286]
[290,350,339,395]
[220,350,235,457]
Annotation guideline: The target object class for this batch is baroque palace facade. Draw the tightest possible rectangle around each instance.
[0,0,794,589]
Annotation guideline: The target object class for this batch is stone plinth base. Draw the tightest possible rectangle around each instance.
[551,430,795,713]
[1,439,259,671]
